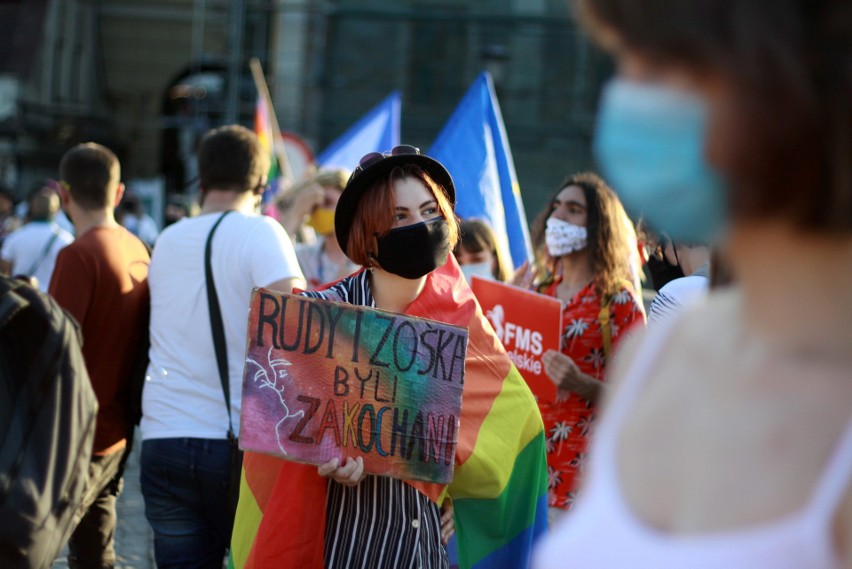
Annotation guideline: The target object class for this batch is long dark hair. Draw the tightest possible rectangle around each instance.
[531,172,634,298]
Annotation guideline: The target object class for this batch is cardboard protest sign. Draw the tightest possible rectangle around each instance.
[240,288,467,484]
[470,276,562,403]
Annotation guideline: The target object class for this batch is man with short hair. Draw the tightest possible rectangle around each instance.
[140,125,305,568]
[0,184,74,291]
[49,142,150,568]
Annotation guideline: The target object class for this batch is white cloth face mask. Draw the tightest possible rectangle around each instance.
[545,218,588,257]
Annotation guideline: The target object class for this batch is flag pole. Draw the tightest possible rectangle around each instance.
[249,57,294,184]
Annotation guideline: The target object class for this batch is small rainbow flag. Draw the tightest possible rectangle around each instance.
[229,257,549,569]
[254,96,280,203]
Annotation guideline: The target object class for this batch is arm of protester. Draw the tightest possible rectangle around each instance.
[278,182,324,239]
[264,276,307,295]
[440,499,455,545]
[317,456,365,487]
[541,349,603,404]
[0,258,11,275]
[509,259,538,290]
[251,216,307,294]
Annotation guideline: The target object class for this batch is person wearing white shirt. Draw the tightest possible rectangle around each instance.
[0,186,73,291]
[647,240,710,327]
[140,125,305,569]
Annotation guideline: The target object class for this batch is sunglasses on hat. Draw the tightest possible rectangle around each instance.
[354,145,421,174]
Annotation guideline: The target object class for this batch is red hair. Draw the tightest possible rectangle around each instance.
[346,164,458,266]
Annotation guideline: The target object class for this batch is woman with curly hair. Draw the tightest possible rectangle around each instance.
[526,172,645,522]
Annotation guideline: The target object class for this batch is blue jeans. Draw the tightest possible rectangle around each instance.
[140,438,234,569]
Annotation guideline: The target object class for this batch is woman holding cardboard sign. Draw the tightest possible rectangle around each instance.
[519,172,645,523]
[231,146,549,569]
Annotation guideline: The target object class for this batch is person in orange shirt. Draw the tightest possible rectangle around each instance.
[50,143,150,569]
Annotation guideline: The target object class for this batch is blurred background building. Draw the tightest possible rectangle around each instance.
[0,0,611,223]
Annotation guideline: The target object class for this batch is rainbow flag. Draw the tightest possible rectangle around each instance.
[254,96,280,204]
[229,257,548,569]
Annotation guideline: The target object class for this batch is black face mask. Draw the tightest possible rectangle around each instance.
[374,218,450,279]
[646,246,684,291]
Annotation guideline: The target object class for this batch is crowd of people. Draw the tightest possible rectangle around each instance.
[0,0,849,567]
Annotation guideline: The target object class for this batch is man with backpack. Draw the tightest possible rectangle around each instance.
[49,143,150,568]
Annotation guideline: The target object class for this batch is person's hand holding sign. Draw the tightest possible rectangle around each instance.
[509,259,539,290]
[541,349,603,404]
[318,457,366,487]
[440,500,455,545]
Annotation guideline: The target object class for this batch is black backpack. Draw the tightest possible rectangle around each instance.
[0,276,98,569]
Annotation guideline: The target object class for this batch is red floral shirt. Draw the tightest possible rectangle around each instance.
[540,280,645,509]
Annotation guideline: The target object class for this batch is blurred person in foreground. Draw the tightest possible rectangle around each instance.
[0,184,74,291]
[454,218,513,283]
[50,143,150,568]
[521,172,645,524]
[535,1,852,568]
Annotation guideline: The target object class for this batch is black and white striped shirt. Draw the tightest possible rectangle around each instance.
[303,271,448,569]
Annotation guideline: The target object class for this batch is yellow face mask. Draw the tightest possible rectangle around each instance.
[308,207,336,235]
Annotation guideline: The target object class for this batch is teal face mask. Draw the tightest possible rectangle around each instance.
[593,79,727,242]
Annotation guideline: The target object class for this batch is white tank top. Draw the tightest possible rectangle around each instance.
[534,316,852,569]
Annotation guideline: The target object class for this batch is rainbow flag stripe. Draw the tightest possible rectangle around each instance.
[253,96,280,186]
[254,96,273,154]
[230,258,548,568]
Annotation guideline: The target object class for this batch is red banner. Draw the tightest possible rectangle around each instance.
[470,277,562,403]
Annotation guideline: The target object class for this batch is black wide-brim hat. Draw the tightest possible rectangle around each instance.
[335,147,456,256]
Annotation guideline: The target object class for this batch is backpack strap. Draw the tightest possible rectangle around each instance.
[24,229,60,277]
[204,211,236,441]
[598,296,613,362]
[598,279,635,362]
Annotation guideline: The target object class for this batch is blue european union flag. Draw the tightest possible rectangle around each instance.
[317,91,401,171]
[429,72,532,269]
